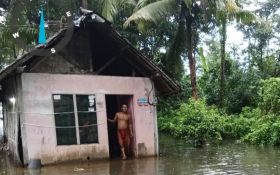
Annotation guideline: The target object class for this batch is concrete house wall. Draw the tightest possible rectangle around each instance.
[20,73,157,165]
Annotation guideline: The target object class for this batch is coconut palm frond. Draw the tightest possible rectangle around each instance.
[128,0,137,6]
[116,0,136,6]
[216,0,226,11]
[183,0,193,8]
[216,0,239,15]
[134,20,155,32]
[165,20,186,77]
[100,0,118,22]
[124,0,176,28]
[235,10,257,25]
[224,0,240,14]
[216,0,257,25]
[134,0,151,11]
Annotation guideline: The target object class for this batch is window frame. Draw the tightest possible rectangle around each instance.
[52,94,99,146]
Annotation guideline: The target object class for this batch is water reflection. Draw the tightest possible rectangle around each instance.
[0,153,159,175]
[159,134,280,175]
[1,134,280,174]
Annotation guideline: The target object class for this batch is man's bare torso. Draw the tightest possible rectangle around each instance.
[116,112,130,129]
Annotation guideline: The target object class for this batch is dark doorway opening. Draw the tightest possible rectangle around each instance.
[105,95,134,159]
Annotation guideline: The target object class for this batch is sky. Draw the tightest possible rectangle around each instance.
[227,25,244,45]
[0,8,4,24]
[226,0,262,47]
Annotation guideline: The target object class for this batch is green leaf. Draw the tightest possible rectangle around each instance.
[100,0,117,22]
[198,47,208,72]
[124,0,176,28]
[134,0,151,11]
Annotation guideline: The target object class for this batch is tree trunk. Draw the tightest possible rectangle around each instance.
[260,44,263,74]
[248,36,251,67]
[219,17,226,107]
[185,9,198,99]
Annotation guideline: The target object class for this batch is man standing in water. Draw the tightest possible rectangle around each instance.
[108,104,133,159]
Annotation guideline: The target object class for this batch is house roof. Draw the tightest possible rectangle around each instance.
[0,9,180,94]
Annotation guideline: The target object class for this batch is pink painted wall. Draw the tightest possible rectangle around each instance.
[20,73,158,165]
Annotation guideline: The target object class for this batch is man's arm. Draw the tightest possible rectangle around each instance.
[108,113,118,123]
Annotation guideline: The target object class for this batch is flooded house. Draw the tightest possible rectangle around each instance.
[0,11,179,166]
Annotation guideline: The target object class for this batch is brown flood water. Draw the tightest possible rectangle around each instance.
[1,132,280,174]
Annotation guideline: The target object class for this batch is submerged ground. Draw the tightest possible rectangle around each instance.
[1,132,280,174]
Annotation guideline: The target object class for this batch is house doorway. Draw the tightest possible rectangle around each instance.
[105,95,135,158]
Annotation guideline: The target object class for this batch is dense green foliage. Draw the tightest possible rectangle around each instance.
[241,78,280,145]
[242,112,280,145]
[198,47,261,114]
[159,78,280,146]
[259,78,280,114]
[159,99,224,145]
[158,99,251,145]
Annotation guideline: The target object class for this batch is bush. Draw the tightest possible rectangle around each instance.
[158,99,224,145]
[158,96,280,146]
[242,113,280,145]
[221,107,257,138]
[259,78,280,114]
[240,78,280,145]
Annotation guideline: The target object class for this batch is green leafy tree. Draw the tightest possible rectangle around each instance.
[238,0,280,78]
[199,39,260,113]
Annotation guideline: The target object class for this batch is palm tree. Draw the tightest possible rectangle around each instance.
[124,0,256,100]
[216,0,256,106]
[124,0,222,99]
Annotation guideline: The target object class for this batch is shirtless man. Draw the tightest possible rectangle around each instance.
[108,104,133,159]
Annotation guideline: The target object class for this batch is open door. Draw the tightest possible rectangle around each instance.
[106,95,135,158]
